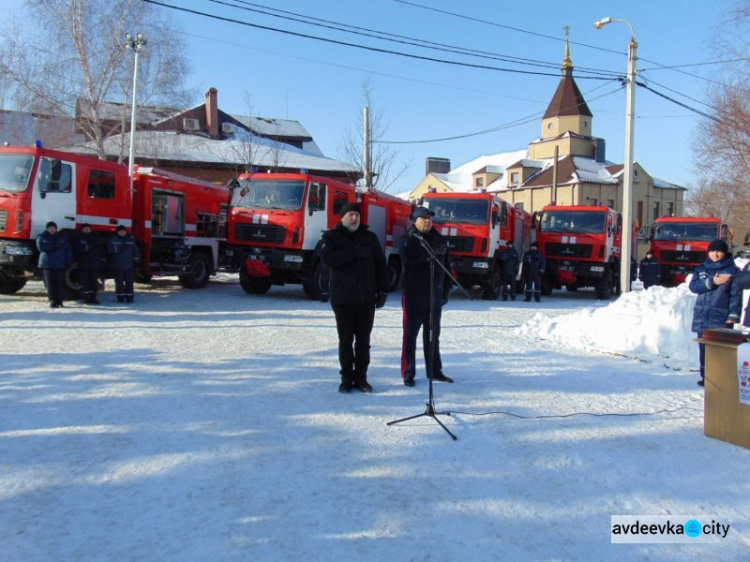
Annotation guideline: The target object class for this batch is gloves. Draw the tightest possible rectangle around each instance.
[354,245,372,259]
[375,292,387,309]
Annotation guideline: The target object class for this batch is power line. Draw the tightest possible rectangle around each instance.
[641,77,715,109]
[640,57,750,71]
[209,0,622,77]
[143,0,619,80]
[638,81,721,123]
[376,83,623,145]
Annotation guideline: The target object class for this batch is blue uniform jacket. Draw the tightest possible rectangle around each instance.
[107,233,140,270]
[37,231,73,269]
[689,256,742,333]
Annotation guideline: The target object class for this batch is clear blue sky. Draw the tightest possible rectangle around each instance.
[10,0,738,192]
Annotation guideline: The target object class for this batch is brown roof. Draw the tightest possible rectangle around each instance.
[542,69,593,119]
[521,156,576,187]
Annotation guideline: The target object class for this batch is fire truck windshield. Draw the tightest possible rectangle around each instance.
[424,199,488,225]
[233,179,305,210]
[0,154,34,193]
[540,211,606,234]
[653,222,719,241]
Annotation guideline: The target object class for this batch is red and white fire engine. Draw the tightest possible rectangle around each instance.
[649,216,728,286]
[420,190,533,299]
[225,172,413,299]
[0,145,228,295]
[535,203,622,300]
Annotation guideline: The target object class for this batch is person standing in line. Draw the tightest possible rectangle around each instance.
[500,241,520,301]
[399,206,454,388]
[522,241,546,302]
[639,249,661,289]
[36,221,73,308]
[108,225,140,303]
[689,238,742,387]
[320,202,388,394]
[75,223,104,305]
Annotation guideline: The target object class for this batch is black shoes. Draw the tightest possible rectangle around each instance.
[403,377,415,387]
[524,297,531,302]
[126,296,134,303]
[338,381,353,393]
[697,379,705,387]
[356,381,373,393]
[431,373,454,383]
[339,380,373,393]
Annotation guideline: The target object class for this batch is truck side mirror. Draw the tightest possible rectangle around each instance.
[491,208,499,227]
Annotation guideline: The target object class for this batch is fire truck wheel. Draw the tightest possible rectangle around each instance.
[239,269,272,295]
[595,269,613,300]
[481,266,502,300]
[0,274,27,294]
[63,263,84,299]
[179,252,211,289]
[386,258,401,292]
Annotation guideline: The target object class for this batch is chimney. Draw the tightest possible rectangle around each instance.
[425,157,450,175]
[206,87,219,138]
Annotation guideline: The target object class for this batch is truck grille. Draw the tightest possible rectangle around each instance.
[234,223,286,243]
[0,210,6,232]
[545,243,593,258]
[445,236,474,252]
[660,250,705,265]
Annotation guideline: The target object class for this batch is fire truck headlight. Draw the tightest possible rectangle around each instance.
[473,261,489,269]
[5,245,33,256]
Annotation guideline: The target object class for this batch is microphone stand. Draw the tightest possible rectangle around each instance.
[387,231,469,441]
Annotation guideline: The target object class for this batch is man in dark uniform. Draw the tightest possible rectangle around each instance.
[75,223,104,304]
[108,225,140,303]
[522,241,546,302]
[399,206,454,387]
[36,221,73,308]
[500,241,520,301]
[321,202,388,394]
[638,249,661,289]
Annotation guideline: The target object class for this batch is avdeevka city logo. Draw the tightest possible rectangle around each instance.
[685,519,702,538]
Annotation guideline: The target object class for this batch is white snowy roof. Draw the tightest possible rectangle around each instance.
[653,176,685,190]
[432,149,528,192]
[231,115,312,139]
[67,130,357,173]
[570,156,619,185]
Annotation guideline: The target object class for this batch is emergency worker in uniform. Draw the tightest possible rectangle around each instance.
[500,241,520,301]
[37,221,73,308]
[75,223,104,304]
[399,206,454,387]
[108,225,140,303]
[522,241,546,302]
[321,202,388,394]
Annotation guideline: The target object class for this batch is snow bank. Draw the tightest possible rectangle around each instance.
[518,284,699,370]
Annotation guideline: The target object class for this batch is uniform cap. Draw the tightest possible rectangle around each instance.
[340,202,361,216]
[707,239,728,254]
[45,221,57,229]
[412,206,435,220]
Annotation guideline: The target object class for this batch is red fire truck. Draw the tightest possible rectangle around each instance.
[420,191,533,299]
[649,216,728,286]
[535,204,622,300]
[0,145,228,295]
[226,172,412,299]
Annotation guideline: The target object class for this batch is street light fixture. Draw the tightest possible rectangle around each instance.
[125,32,147,195]
[594,17,636,295]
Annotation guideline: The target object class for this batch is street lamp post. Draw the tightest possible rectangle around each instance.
[125,32,147,195]
[594,17,636,294]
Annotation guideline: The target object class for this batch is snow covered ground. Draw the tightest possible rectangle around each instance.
[1,276,748,561]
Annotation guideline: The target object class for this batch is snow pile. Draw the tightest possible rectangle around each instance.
[518,284,699,369]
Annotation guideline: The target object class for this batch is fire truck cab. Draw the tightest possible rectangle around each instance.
[226,172,412,299]
[421,191,532,299]
[536,204,622,300]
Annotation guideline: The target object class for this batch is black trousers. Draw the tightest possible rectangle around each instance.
[332,303,376,383]
[525,274,543,300]
[401,293,443,381]
[43,268,66,304]
[113,268,134,298]
[79,267,99,297]
[501,272,516,297]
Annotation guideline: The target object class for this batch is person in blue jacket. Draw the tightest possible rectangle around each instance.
[36,221,73,308]
[638,249,661,289]
[689,238,742,386]
[500,242,520,301]
[522,241,546,302]
[75,223,104,305]
[108,225,140,303]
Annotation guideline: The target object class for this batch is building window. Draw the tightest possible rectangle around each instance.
[475,177,484,188]
[667,202,674,217]
[510,172,519,184]
[607,199,615,209]
[637,201,643,227]
[653,201,660,220]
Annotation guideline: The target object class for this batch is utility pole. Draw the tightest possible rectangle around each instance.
[363,106,372,190]
[125,32,147,196]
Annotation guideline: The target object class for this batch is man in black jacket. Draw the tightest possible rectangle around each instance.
[638,250,661,289]
[523,241,546,302]
[399,206,454,387]
[75,223,104,304]
[500,241,520,301]
[321,202,387,394]
[108,225,140,303]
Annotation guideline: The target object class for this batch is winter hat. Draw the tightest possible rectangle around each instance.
[411,206,435,220]
[340,202,361,216]
[646,249,654,257]
[707,239,728,254]
[45,221,57,229]
[81,223,91,229]
[116,225,127,233]
[530,241,539,249]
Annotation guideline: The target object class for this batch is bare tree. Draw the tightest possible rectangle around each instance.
[338,79,410,192]
[0,0,191,159]
[693,1,750,244]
